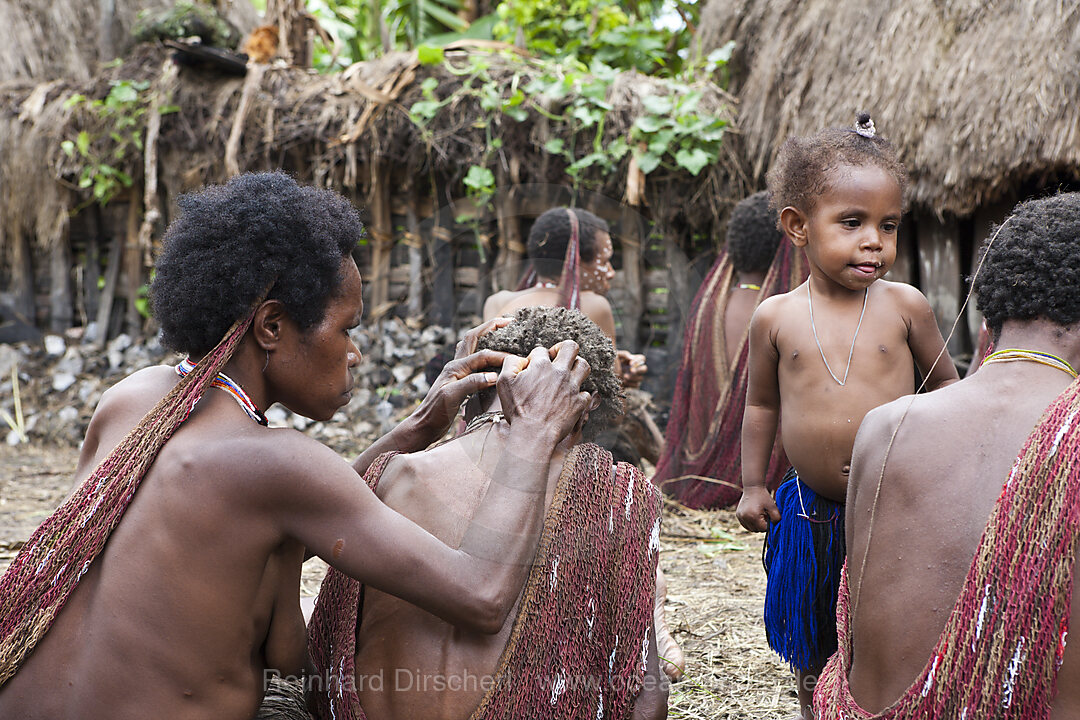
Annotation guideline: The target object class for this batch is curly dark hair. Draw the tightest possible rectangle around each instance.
[475,306,622,440]
[974,192,1080,336]
[150,172,362,356]
[766,113,909,220]
[527,207,609,280]
[727,190,783,273]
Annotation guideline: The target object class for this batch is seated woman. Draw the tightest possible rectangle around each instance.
[0,172,592,720]
[309,306,668,720]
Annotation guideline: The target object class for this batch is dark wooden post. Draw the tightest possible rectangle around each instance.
[123,192,144,334]
[48,218,73,333]
[367,161,393,317]
[429,218,454,327]
[10,228,36,326]
[617,205,644,354]
[915,211,966,357]
[493,166,523,291]
[404,188,426,320]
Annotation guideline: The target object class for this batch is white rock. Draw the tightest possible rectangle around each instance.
[52,372,77,392]
[266,406,289,426]
[391,365,413,383]
[44,335,66,356]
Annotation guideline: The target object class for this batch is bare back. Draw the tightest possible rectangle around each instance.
[0,367,308,720]
[483,288,616,342]
[845,365,1080,715]
[353,425,562,719]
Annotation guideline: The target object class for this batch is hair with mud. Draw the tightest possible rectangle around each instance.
[727,190,783,273]
[151,171,362,356]
[974,191,1080,336]
[527,207,610,280]
[475,306,622,440]
[766,112,909,221]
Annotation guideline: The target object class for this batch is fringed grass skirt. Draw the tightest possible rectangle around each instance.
[762,470,845,672]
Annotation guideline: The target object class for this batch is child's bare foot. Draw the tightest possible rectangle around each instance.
[654,566,686,680]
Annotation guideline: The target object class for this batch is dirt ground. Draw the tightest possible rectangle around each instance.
[0,442,798,718]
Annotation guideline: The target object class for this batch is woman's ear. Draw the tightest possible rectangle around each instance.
[252,299,288,351]
[780,206,809,247]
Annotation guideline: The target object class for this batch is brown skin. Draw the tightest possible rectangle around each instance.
[724,270,768,368]
[483,231,648,388]
[736,165,958,717]
[351,394,667,720]
[0,258,593,720]
[844,317,1080,715]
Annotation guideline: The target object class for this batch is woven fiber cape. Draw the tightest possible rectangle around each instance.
[0,310,256,686]
[653,241,808,509]
[814,375,1080,718]
[307,442,662,720]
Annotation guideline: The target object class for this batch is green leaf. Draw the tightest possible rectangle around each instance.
[544,138,565,154]
[463,165,495,191]
[633,114,665,134]
[63,94,85,109]
[503,105,528,122]
[421,3,469,32]
[606,137,629,160]
[636,150,661,175]
[648,129,675,156]
[108,84,139,105]
[707,41,736,66]
[60,140,75,158]
[410,100,442,122]
[675,147,712,176]
[76,131,91,156]
[641,94,673,115]
[158,104,180,115]
[676,91,702,114]
[421,77,440,96]
[417,45,445,66]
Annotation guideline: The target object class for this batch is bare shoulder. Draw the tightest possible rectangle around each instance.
[875,279,932,313]
[483,290,516,320]
[750,286,801,331]
[97,364,177,408]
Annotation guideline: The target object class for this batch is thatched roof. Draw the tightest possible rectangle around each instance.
[699,0,1080,217]
[0,0,257,83]
[1,42,743,252]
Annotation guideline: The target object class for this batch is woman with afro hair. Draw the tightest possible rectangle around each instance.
[0,172,594,720]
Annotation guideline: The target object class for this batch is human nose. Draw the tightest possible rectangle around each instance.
[860,230,883,251]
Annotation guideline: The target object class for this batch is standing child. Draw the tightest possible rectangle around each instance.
[735,113,959,718]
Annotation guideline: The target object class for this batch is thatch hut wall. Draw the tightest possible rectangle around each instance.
[0,42,744,396]
[699,0,1080,362]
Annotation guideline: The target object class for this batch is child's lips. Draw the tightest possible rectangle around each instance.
[851,263,879,276]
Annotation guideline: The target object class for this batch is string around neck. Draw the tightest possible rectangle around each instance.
[808,284,869,386]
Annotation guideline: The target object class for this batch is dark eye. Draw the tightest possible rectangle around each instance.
[841,218,860,228]
[881,221,899,233]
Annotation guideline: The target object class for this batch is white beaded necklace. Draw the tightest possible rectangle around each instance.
[807,284,868,386]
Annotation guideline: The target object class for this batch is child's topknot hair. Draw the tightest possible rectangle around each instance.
[726,190,783,274]
[151,171,362,357]
[766,112,909,220]
[974,191,1080,336]
[527,207,609,280]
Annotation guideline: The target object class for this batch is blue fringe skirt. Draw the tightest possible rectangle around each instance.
[762,469,845,672]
